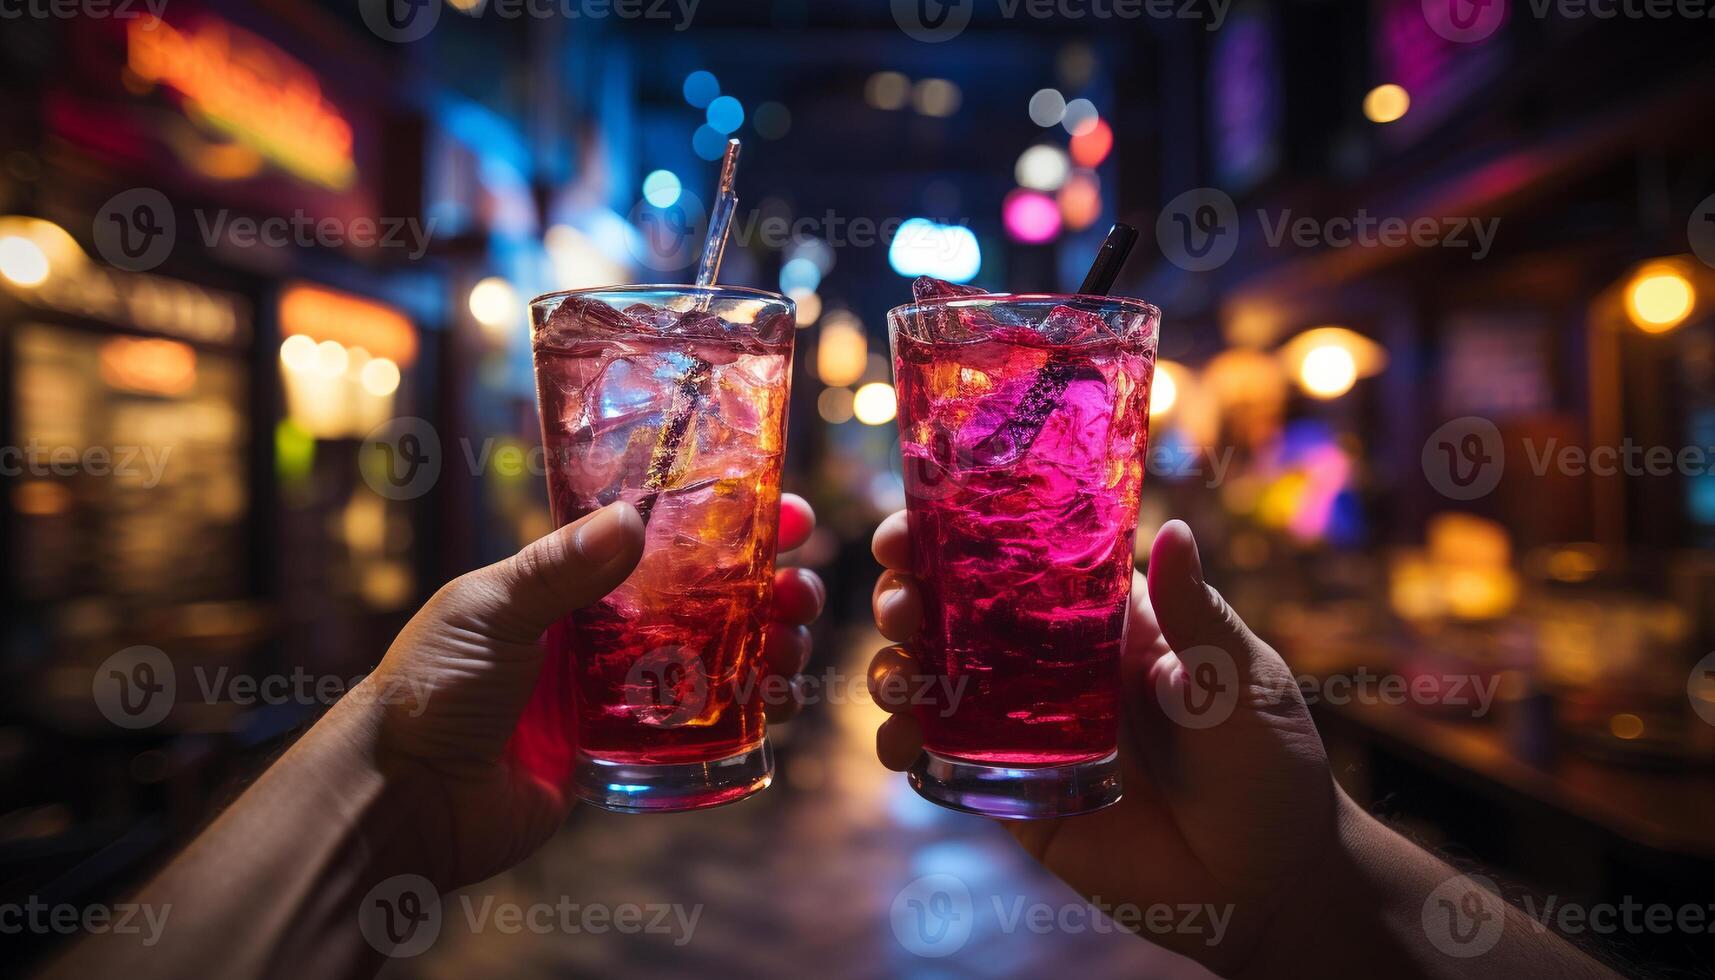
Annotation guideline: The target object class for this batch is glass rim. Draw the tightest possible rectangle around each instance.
[529,283,792,310]
[886,292,1161,323]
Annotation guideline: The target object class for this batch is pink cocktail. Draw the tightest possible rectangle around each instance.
[888,283,1159,818]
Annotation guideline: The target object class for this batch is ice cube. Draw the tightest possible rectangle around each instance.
[1040,304,1119,345]
[542,296,647,343]
[911,276,988,302]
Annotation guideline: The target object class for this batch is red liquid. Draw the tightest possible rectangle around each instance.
[893,325,1153,766]
[511,328,789,780]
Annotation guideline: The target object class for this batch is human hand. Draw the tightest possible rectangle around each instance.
[868,513,1339,975]
[354,495,823,891]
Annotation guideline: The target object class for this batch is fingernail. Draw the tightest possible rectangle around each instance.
[575,503,638,564]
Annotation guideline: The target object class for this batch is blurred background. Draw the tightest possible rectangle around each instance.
[3,0,1715,976]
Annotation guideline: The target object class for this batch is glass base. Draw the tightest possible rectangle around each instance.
[908,749,1122,820]
[574,741,773,813]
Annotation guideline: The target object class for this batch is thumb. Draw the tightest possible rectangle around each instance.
[1146,519,1277,688]
[464,501,645,644]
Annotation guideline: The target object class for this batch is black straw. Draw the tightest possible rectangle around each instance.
[1077,222,1138,296]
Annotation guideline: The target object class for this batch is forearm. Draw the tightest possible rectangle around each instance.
[43,694,437,980]
[1247,790,1621,980]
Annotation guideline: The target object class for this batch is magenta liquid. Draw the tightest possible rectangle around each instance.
[893,316,1154,767]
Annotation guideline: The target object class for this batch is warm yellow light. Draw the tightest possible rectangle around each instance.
[1625,267,1695,333]
[790,288,821,327]
[360,357,401,397]
[1608,713,1645,740]
[469,276,519,331]
[817,387,855,424]
[280,334,318,373]
[913,79,961,117]
[315,339,349,378]
[817,317,868,387]
[1150,365,1178,416]
[865,72,909,111]
[852,382,897,425]
[1299,344,1358,399]
[1363,84,1410,124]
[0,235,50,287]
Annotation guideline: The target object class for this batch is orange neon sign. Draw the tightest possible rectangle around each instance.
[127,15,356,191]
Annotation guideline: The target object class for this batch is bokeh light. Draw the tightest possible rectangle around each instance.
[1028,88,1066,127]
[1069,118,1112,167]
[912,79,961,117]
[754,101,791,139]
[817,387,855,424]
[0,235,50,287]
[682,70,720,108]
[1057,172,1102,230]
[1363,84,1411,124]
[818,316,868,387]
[641,170,682,208]
[888,218,981,283]
[468,276,519,331]
[1061,98,1098,136]
[1299,345,1359,399]
[865,71,909,110]
[1625,265,1696,333]
[1003,189,1061,243]
[707,95,745,134]
[852,382,897,425]
[1014,144,1071,192]
[692,125,727,160]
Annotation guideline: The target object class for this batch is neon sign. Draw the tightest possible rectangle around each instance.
[127,15,356,191]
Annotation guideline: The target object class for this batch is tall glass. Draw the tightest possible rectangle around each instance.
[887,293,1159,819]
[515,285,795,812]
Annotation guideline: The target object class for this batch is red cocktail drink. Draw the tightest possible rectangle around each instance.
[888,282,1158,818]
[514,285,794,812]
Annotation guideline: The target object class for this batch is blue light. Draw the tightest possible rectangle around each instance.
[691,125,727,161]
[641,170,682,208]
[706,96,745,134]
[682,71,719,108]
[778,257,821,294]
[888,218,982,283]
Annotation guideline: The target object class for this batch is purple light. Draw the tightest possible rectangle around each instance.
[1004,189,1061,243]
